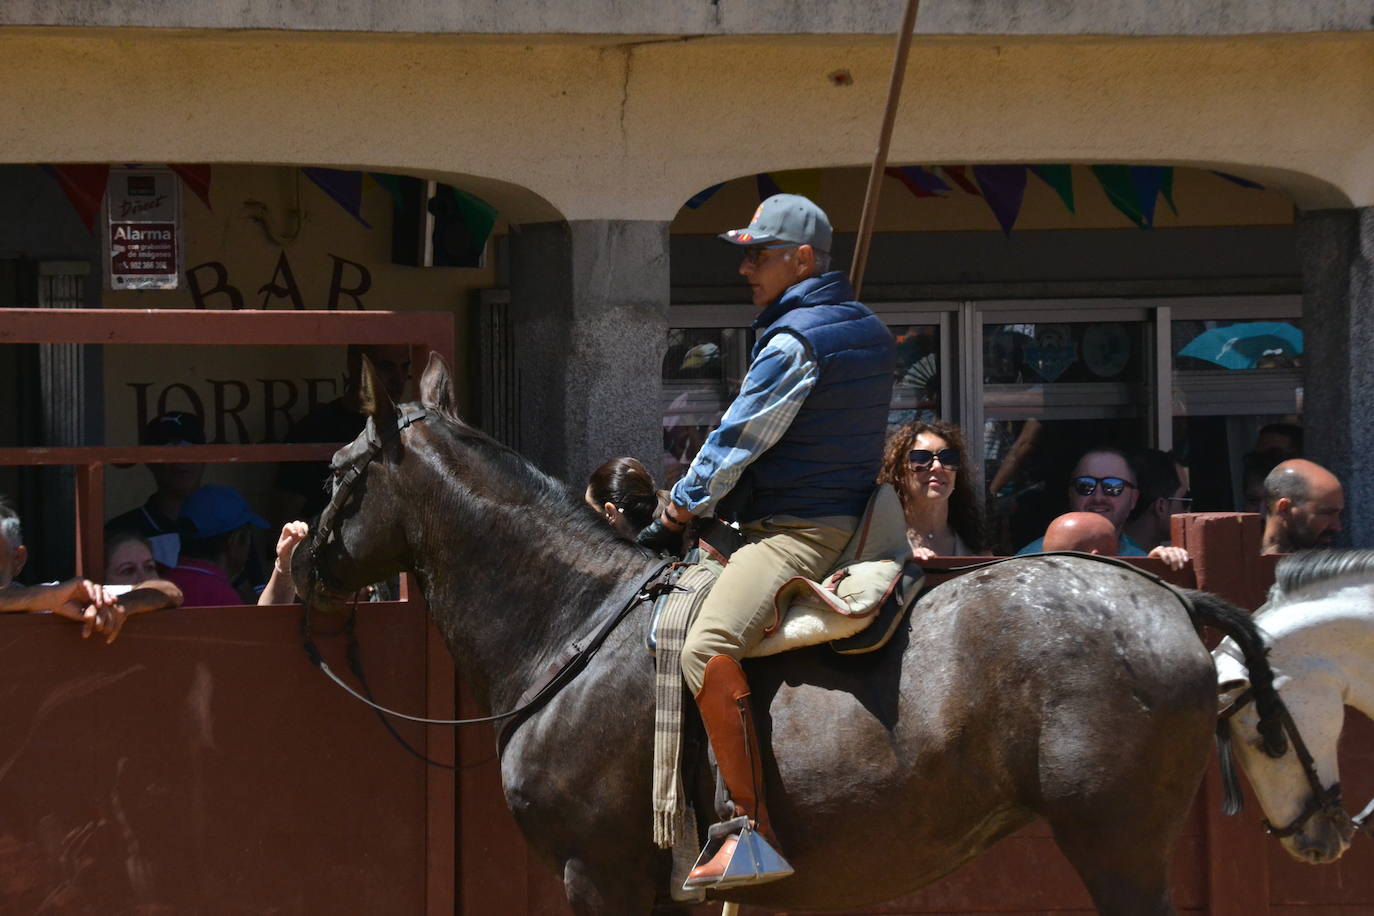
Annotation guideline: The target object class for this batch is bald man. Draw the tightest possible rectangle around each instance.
[1043,512,1120,555]
[1261,458,1345,555]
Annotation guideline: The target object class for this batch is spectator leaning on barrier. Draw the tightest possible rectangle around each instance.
[0,497,181,642]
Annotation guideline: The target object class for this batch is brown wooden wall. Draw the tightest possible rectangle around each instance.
[0,602,454,914]
[3,514,1371,914]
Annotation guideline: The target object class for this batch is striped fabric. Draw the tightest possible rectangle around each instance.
[652,563,718,847]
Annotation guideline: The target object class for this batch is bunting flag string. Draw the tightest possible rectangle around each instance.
[43,164,111,232]
[302,167,371,229]
[884,165,950,198]
[938,165,982,197]
[169,164,213,210]
[971,165,1028,236]
[1028,165,1075,213]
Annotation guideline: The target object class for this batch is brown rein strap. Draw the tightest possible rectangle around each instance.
[301,560,675,729]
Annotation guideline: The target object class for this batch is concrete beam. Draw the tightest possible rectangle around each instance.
[1297,207,1374,548]
[1,0,1370,37]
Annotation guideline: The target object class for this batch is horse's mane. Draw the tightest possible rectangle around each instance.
[417,404,630,551]
[1268,549,1374,608]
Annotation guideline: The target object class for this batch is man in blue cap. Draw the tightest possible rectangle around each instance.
[638,194,895,888]
[166,485,269,606]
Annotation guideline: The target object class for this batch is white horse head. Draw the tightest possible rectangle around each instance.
[1215,550,1374,864]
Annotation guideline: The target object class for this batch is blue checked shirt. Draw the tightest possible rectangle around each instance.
[669,332,819,517]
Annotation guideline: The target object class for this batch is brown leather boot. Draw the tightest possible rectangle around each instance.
[685,654,789,887]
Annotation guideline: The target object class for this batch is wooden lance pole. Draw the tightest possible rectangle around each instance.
[849,0,922,299]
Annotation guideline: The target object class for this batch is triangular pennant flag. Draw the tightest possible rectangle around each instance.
[1129,166,1167,228]
[1159,166,1177,216]
[428,184,498,267]
[685,183,724,209]
[302,167,371,229]
[971,165,1028,236]
[755,173,782,200]
[939,165,982,196]
[1090,165,1148,228]
[367,171,408,210]
[885,165,951,198]
[771,169,822,201]
[1028,165,1075,214]
[44,164,110,232]
[1212,170,1265,190]
[169,164,212,210]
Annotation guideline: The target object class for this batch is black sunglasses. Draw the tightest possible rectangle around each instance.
[908,447,961,471]
[1072,476,1136,498]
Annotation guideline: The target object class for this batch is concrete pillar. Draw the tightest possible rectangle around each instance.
[1296,207,1374,548]
[507,219,669,485]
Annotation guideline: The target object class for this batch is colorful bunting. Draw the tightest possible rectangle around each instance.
[939,165,982,197]
[302,167,371,229]
[1129,166,1169,228]
[1028,165,1075,213]
[685,183,724,209]
[1090,165,1149,228]
[43,164,110,232]
[1159,167,1178,216]
[367,171,408,209]
[169,164,213,210]
[971,165,1028,236]
[884,165,951,198]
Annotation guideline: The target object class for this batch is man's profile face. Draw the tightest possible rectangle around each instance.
[739,245,805,308]
[1283,480,1344,549]
[362,345,412,404]
[1067,451,1139,532]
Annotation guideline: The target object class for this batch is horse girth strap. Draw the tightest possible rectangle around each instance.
[301,560,675,730]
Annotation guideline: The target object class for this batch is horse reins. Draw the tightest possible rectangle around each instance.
[299,403,678,764]
[1218,686,1374,840]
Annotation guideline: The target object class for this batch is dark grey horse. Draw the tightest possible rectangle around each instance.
[297,353,1280,916]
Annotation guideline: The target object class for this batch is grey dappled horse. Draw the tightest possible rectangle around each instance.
[297,353,1280,916]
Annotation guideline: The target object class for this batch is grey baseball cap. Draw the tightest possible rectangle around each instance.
[719,194,833,253]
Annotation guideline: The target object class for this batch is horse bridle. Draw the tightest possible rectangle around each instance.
[1218,687,1374,840]
[297,403,678,762]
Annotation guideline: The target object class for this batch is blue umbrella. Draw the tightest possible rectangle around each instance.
[1177,321,1303,369]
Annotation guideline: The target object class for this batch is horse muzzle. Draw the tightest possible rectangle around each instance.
[1286,814,1355,865]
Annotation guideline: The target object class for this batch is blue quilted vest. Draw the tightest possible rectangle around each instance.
[735,272,895,522]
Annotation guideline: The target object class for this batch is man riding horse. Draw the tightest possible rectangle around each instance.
[638,194,896,888]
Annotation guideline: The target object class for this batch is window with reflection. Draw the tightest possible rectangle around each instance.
[981,320,1150,554]
[889,324,940,430]
[660,328,751,488]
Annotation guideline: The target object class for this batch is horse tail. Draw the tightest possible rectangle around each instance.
[1182,588,1288,760]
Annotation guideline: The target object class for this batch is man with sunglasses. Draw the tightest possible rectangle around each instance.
[636,193,895,888]
[1016,446,1189,570]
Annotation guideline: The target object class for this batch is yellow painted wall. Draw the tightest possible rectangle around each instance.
[0,29,1365,218]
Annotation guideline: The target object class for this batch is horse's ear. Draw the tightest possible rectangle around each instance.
[419,351,456,416]
[358,353,400,432]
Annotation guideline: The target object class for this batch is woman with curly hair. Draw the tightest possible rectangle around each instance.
[878,420,988,559]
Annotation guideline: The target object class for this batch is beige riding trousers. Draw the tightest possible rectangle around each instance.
[680,513,856,694]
